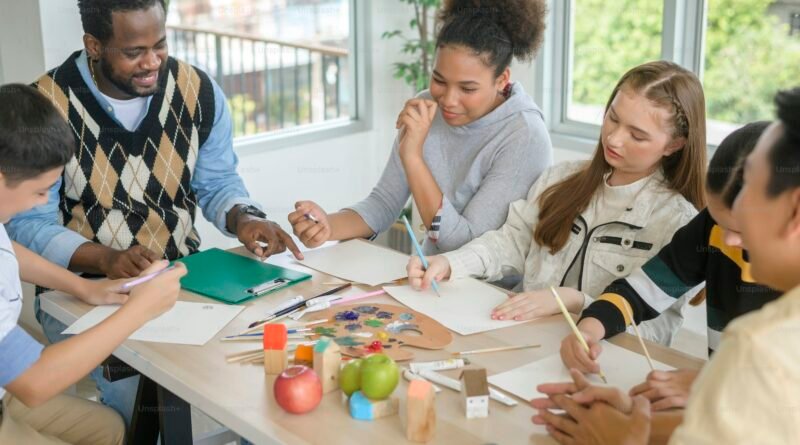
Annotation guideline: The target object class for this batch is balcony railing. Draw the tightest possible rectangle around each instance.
[167,24,350,138]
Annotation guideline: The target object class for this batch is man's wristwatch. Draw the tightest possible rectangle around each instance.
[228,204,267,233]
[238,205,267,220]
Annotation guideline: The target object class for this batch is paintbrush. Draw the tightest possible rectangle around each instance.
[621,299,655,372]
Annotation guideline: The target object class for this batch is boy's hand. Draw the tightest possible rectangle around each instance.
[123,261,187,322]
[74,278,130,306]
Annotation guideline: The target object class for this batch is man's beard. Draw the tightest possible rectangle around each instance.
[100,57,163,98]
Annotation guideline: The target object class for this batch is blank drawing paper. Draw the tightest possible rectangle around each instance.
[488,341,675,403]
[63,301,244,346]
[383,278,527,335]
[297,239,410,286]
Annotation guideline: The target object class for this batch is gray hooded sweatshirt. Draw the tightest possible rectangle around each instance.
[348,82,552,255]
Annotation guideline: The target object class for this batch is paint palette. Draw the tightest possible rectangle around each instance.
[312,304,453,361]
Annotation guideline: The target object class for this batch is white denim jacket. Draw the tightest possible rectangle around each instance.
[443,161,698,344]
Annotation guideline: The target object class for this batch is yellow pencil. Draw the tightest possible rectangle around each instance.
[549,286,608,384]
[621,299,656,372]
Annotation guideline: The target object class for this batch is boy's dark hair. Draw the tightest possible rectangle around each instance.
[78,0,166,42]
[437,0,547,77]
[768,87,800,197]
[0,84,75,185]
[708,121,770,208]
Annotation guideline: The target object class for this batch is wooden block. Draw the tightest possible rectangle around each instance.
[313,338,341,393]
[263,324,288,350]
[264,350,288,375]
[406,380,436,442]
[460,368,489,419]
[349,391,399,420]
[294,344,314,367]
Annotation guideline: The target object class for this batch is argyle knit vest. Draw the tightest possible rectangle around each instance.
[34,51,215,260]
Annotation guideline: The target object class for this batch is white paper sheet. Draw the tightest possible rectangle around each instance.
[488,341,675,404]
[63,301,244,345]
[383,278,526,335]
[297,239,410,286]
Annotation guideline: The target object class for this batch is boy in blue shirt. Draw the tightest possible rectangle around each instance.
[0,83,186,444]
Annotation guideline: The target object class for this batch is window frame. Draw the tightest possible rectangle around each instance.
[535,0,708,153]
[231,0,372,154]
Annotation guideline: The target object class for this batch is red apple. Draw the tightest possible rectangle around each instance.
[273,365,323,414]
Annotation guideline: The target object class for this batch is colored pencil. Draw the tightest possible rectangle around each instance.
[401,215,442,297]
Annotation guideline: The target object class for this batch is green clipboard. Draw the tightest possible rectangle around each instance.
[176,248,311,304]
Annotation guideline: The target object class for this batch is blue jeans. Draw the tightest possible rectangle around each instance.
[34,296,140,429]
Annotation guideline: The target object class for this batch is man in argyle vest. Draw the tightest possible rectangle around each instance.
[8,0,304,431]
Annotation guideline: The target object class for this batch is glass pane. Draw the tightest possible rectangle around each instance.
[703,0,800,145]
[166,0,352,138]
[568,0,663,125]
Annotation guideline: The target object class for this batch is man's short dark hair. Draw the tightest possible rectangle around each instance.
[0,84,75,185]
[78,0,167,42]
[768,88,800,197]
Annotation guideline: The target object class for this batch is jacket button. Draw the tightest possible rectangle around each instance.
[623,239,632,246]
[616,264,625,272]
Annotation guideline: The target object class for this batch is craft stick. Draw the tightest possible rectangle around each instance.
[226,349,265,363]
[549,287,608,384]
[452,344,541,357]
[621,299,655,372]
[301,318,328,327]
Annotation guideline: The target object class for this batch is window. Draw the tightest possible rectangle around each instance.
[567,0,663,126]
[537,0,800,149]
[166,0,361,140]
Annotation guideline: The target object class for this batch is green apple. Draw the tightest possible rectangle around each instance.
[360,354,399,400]
[339,358,363,396]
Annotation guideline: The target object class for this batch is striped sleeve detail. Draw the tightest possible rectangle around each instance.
[630,259,693,312]
[596,293,634,326]
[426,204,443,242]
[708,225,756,283]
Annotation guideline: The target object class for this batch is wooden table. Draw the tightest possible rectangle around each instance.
[40,248,705,445]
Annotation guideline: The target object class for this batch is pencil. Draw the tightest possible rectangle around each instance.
[549,286,608,384]
[620,299,655,372]
[401,215,442,297]
[452,343,541,356]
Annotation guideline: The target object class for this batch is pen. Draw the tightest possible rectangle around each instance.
[401,215,442,297]
[120,265,176,292]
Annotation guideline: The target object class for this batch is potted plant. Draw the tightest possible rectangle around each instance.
[382,0,442,93]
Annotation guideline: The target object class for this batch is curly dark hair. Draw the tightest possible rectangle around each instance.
[437,0,547,76]
[768,87,800,197]
[78,0,167,42]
